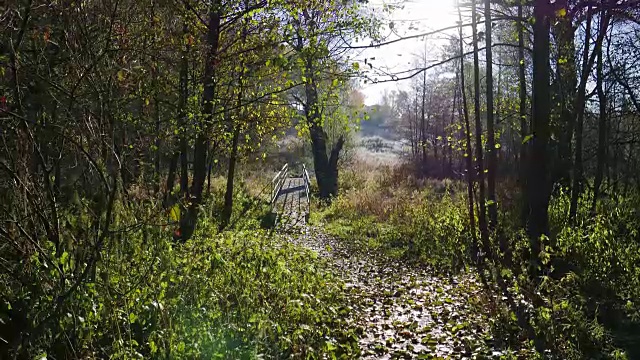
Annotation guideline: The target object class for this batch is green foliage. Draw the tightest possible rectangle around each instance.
[533,194,640,357]
[315,161,640,359]
[0,186,356,359]
[316,164,471,273]
[468,191,640,359]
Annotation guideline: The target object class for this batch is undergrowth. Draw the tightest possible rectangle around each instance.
[1,176,357,359]
[316,162,472,273]
[316,161,640,359]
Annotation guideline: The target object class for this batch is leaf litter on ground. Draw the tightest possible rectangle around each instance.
[283,226,518,359]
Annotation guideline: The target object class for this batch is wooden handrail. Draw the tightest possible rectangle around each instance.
[302,164,311,214]
[271,163,289,205]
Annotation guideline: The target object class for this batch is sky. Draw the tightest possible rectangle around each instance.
[356,0,458,105]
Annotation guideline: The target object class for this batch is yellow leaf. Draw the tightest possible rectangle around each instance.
[556,8,567,17]
[169,204,180,222]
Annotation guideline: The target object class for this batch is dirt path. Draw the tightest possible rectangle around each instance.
[287,227,509,359]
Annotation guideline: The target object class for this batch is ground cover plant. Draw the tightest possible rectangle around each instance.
[1,178,361,359]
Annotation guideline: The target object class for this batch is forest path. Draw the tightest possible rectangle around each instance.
[288,227,509,359]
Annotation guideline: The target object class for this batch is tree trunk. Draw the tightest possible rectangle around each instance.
[154,90,161,193]
[409,103,416,158]
[180,5,220,241]
[305,76,330,199]
[518,0,529,227]
[221,2,248,228]
[568,12,591,221]
[414,94,419,161]
[484,0,497,230]
[421,71,428,172]
[553,0,577,188]
[611,105,619,195]
[164,152,179,207]
[434,126,439,171]
[570,8,609,221]
[179,142,189,196]
[528,0,552,268]
[207,145,214,195]
[448,87,455,177]
[179,23,190,198]
[457,5,478,260]
[328,135,345,197]
[302,56,345,200]
[591,22,607,215]
[472,0,490,255]
[221,126,240,228]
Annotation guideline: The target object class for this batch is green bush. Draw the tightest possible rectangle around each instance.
[531,194,640,357]
[1,187,357,359]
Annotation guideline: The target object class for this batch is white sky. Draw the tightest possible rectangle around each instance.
[357,0,458,105]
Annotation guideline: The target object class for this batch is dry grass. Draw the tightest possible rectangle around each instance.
[337,159,464,222]
[320,157,472,272]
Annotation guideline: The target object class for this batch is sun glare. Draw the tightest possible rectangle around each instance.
[361,0,458,105]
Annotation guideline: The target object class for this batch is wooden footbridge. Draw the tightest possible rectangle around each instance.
[270,163,311,228]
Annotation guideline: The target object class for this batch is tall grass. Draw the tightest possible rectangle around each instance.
[319,161,472,271]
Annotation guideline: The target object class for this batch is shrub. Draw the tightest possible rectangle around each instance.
[1,185,356,359]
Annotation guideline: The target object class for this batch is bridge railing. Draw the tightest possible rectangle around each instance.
[271,163,289,205]
[302,164,311,215]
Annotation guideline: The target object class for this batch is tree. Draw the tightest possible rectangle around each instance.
[458,1,479,259]
[471,0,490,254]
[591,20,607,215]
[518,0,529,227]
[485,0,498,230]
[178,1,222,241]
[283,0,377,200]
[527,0,552,268]
[569,5,611,221]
